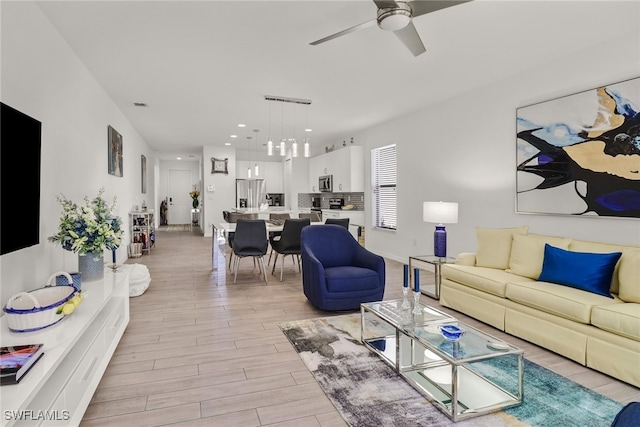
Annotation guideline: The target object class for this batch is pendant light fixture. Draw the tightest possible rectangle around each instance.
[279,102,286,156]
[304,103,311,158]
[267,101,273,156]
[246,135,252,178]
[264,95,312,157]
[291,103,298,158]
[253,129,260,176]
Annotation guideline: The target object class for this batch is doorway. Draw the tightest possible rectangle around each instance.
[167,169,192,224]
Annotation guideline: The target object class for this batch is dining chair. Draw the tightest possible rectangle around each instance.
[232,219,268,284]
[325,217,349,229]
[299,212,321,222]
[267,213,291,264]
[226,212,259,269]
[269,218,311,281]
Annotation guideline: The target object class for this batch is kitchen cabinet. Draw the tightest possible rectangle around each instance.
[236,161,284,193]
[308,146,364,192]
[322,209,365,241]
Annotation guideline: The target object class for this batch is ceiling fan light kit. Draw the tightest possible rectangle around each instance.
[377,3,412,31]
[310,0,472,57]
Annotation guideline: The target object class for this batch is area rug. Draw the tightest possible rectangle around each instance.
[279,314,623,427]
[159,224,191,232]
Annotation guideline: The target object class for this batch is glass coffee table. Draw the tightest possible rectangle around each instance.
[361,300,523,422]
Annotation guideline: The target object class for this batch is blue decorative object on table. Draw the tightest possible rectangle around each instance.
[439,324,466,341]
[55,272,82,292]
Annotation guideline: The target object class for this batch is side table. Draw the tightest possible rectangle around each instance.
[409,255,456,299]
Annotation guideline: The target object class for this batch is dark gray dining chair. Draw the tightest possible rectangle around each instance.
[325,218,349,229]
[299,212,321,222]
[232,219,268,284]
[269,218,311,281]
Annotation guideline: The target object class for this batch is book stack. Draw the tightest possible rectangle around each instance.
[0,344,44,385]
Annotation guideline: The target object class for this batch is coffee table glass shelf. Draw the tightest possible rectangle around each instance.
[361,299,523,421]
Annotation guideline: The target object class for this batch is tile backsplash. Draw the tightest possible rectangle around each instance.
[298,193,365,210]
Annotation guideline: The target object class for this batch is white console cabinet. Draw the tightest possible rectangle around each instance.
[0,266,131,426]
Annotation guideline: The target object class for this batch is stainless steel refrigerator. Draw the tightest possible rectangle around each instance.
[236,179,266,209]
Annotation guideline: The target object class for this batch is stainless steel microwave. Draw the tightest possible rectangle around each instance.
[319,175,333,192]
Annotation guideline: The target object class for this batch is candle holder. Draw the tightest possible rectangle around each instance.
[401,287,411,309]
[412,291,422,316]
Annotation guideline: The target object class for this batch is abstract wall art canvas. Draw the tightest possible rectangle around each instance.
[516,77,640,218]
[108,125,123,177]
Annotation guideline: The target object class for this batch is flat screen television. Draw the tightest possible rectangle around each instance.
[0,102,42,255]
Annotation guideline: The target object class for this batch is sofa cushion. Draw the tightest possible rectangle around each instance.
[570,240,625,294]
[442,264,533,298]
[505,280,624,324]
[538,244,621,298]
[618,247,640,303]
[475,226,528,269]
[591,303,640,341]
[507,234,571,279]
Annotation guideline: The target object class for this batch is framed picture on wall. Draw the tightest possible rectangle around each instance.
[108,125,123,177]
[141,154,147,194]
[516,77,639,219]
[211,157,228,174]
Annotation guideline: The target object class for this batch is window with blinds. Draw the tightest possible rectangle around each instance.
[371,144,397,230]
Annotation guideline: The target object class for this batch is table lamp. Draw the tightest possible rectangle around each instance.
[423,201,458,258]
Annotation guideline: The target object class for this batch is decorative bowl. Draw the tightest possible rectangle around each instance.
[3,285,77,332]
[439,324,466,342]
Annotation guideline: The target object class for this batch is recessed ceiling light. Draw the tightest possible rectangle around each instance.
[133,102,148,107]
[225,142,231,146]
[230,135,238,138]
[176,157,182,160]
[305,128,312,132]
[238,124,246,128]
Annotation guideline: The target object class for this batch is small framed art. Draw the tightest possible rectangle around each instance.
[211,157,229,174]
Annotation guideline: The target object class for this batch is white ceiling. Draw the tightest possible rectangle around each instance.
[35,0,640,161]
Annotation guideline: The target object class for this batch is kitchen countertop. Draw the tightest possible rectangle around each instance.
[231,207,290,213]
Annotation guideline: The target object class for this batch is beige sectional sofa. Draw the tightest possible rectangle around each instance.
[440,226,640,387]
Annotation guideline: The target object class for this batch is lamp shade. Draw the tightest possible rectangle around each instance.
[423,201,458,224]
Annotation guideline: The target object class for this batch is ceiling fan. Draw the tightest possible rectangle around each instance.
[310,0,471,57]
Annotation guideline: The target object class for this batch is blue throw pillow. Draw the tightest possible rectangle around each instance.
[538,244,621,298]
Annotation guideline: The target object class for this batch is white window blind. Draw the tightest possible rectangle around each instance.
[371,144,397,230]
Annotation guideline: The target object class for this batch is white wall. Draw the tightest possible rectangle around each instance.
[201,146,236,237]
[361,29,640,263]
[0,2,156,307]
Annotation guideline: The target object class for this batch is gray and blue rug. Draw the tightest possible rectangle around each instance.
[279,314,623,427]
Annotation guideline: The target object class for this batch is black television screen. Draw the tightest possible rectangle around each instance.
[0,102,42,255]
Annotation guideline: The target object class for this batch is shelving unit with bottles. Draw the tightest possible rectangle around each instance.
[129,211,155,254]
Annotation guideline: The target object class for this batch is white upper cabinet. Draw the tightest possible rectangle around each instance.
[236,161,284,193]
[262,161,284,193]
[309,146,364,192]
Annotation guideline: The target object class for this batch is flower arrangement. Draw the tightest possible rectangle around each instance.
[48,188,123,258]
[189,187,200,208]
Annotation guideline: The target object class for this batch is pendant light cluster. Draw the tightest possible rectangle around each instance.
[264,95,312,158]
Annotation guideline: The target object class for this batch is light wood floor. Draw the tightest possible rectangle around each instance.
[80,227,640,426]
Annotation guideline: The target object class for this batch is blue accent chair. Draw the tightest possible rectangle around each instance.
[301,225,385,311]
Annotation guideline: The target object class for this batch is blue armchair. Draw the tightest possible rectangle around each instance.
[301,225,385,311]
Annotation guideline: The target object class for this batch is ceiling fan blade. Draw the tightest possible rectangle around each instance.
[394,21,426,56]
[409,0,473,18]
[373,0,400,9]
[310,19,377,46]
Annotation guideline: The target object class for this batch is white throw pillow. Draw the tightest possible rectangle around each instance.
[507,234,571,279]
[475,226,529,269]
